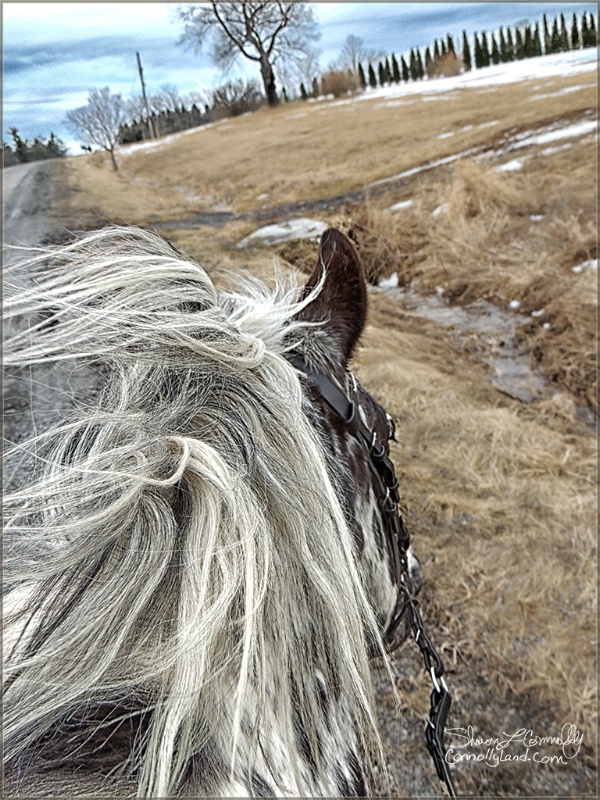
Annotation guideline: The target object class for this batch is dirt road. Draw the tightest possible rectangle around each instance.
[3,161,58,248]
[3,161,101,495]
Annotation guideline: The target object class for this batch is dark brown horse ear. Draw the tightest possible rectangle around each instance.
[296,228,368,367]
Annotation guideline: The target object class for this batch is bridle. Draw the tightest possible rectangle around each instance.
[290,354,458,799]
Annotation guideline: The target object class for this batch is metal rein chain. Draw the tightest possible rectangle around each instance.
[290,354,457,798]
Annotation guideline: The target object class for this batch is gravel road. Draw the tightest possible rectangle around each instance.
[3,161,101,496]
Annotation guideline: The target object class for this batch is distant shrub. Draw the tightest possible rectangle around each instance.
[319,70,360,98]
[210,79,265,119]
[427,51,463,79]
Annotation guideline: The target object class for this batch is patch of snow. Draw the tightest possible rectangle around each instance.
[432,202,449,217]
[389,199,413,212]
[462,124,473,131]
[543,322,552,330]
[343,50,596,110]
[531,308,545,317]
[496,157,527,172]
[509,300,521,310]
[438,131,454,139]
[379,272,399,289]
[572,259,598,273]
[257,193,269,201]
[530,215,544,221]
[374,99,412,109]
[515,118,597,150]
[533,82,596,99]
[370,147,476,188]
[435,286,445,296]
[539,142,574,156]
[237,218,327,248]
[118,122,217,156]
[478,120,499,128]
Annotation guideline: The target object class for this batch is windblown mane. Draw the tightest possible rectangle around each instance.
[3,228,390,797]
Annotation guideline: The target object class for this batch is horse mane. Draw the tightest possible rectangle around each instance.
[3,227,387,797]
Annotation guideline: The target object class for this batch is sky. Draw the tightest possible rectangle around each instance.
[3,2,597,153]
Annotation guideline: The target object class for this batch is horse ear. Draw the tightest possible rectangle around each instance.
[296,228,368,367]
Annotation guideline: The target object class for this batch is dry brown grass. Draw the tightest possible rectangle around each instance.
[58,69,595,223]
[52,62,597,794]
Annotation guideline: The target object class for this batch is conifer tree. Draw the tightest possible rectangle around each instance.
[523,26,532,58]
[491,33,500,64]
[588,13,597,47]
[515,28,525,59]
[581,13,589,47]
[499,27,508,62]
[312,76,319,97]
[358,63,367,89]
[550,18,560,53]
[473,33,482,68]
[543,14,551,54]
[533,24,542,57]
[506,28,515,60]
[409,49,417,80]
[400,55,409,82]
[440,38,447,56]
[300,82,308,100]
[384,57,392,83]
[416,49,424,79]
[571,13,580,49]
[391,53,401,83]
[446,34,455,54]
[368,63,377,88]
[425,47,432,76]
[434,39,440,60]
[462,30,472,70]
[378,60,386,86]
[480,31,490,66]
[560,13,569,50]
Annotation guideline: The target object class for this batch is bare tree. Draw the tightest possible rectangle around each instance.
[66,88,126,170]
[156,84,182,112]
[177,2,320,107]
[336,34,385,74]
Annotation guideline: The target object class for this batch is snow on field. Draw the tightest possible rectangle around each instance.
[378,272,400,289]
[390,199,413,212]
[494,118,596,171]
[237,218,327,248]
[512,118,597,148]
[118,121,223,156]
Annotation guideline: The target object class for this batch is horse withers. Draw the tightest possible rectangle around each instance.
[3,227,421,797]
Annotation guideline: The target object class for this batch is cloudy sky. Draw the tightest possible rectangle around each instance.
[3,2,596,152]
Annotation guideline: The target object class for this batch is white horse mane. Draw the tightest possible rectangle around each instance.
[3,227,392,797]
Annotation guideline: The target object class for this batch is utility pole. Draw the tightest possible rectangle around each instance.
[136,51,156,139]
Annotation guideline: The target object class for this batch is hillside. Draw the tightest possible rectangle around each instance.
[51,49,598,797]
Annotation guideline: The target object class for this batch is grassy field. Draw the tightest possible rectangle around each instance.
[53,63,597,796]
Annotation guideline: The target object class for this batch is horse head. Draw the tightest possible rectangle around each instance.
[293,228,422,652]
[3,226,422,797]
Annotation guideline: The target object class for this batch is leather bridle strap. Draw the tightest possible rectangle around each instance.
[289,353,458,799]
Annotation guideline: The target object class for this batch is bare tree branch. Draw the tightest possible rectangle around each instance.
[176,2,320,106]
[65,88,126,171]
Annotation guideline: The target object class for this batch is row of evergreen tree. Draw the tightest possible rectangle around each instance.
[300,9,598,96]
[2,127,67,166]
[463,11,597,71]
[120,104,207,144]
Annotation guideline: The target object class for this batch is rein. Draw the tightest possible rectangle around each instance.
[290,355,457,799]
